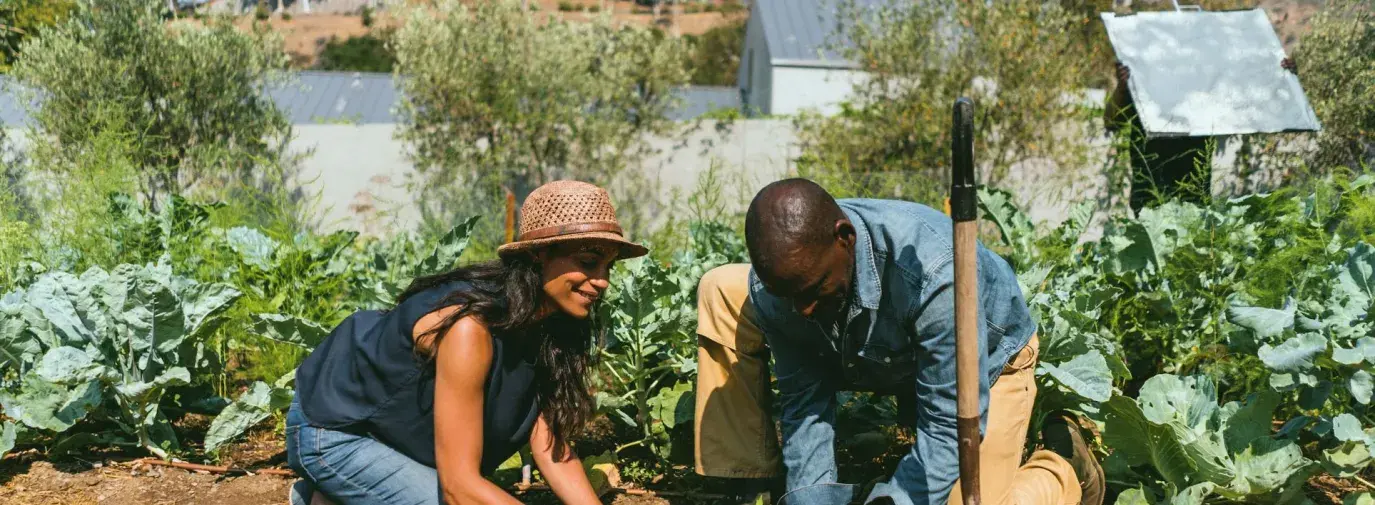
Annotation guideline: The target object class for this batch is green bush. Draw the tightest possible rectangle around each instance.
[316,31,395,72]
[392,0,689,245]
[558,1,576,12]
[716,0,745,15]
[1295,0,1375,172]
[796,0,1094,206]
[0,0,76,72]
[682,17,743,86]
[360,5,375,27]
[10,0,299,229]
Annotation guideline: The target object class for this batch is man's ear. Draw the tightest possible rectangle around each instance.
[835,219,857,250]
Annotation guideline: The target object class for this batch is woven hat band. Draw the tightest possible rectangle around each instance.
[518,222,624,242]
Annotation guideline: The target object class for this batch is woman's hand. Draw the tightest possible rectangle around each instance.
[428,312,524,505]
[530,415,602,505]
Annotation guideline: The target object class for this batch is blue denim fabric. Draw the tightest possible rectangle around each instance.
[286,399,443,505]
[750,199,1036,505]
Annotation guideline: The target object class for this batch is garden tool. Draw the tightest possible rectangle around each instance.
[950,97,981,505]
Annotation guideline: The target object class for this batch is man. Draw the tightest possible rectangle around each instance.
[696,178,1103,505]
[1106,58,1298,215]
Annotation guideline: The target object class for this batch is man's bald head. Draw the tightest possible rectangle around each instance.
[745,179,853,292]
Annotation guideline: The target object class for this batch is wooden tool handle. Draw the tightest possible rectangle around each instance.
[950,97,981,505]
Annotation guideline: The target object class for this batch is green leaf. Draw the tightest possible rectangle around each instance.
[1104,222,1155,274]
[1039,350,1112,402]
[1361,337,1375,364]
[1333,413,1369,444]
[647,382,692,430]
[114,367,190,401]
[204,381,275,453]
[225,227,279,270]
[1168,482,1215,505]
[1226,437,1311,495]
[1334,344,1366,365]
[179,282,241,340]
[1353,371,1374,405]
[251,313,329,349]
[978,187,1035,261]
[1138,375,1217,431]
[25,273,93,345]
[1053,201,1094,245]
[0,421,15,460]
[1226,303,1295,339]
[1257,333,1327,371]
[35,346,115,385]
[416,216,479,277]
[0,376,102,432]
[1102,395,1193,487]
[1346,493,1375,505]
[1321,441,1372,478]
[1222,390,1280,453]
[1113,488,1150,505]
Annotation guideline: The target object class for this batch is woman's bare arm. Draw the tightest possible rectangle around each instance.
[423,311,523,505]
[529,415,601,505]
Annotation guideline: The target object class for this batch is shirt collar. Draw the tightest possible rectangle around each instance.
[841,205,882,311]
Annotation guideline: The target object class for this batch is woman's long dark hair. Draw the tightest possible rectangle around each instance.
[397,254,594,460]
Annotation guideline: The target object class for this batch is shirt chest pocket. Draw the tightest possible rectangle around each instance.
[854,311,915,371]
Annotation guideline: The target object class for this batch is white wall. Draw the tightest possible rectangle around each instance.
[287,120,800,236]
[768,65,868,117]
[739,12,773,115]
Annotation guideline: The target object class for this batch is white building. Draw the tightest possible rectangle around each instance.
[738,0,876,116]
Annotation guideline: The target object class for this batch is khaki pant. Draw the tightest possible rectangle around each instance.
[694,264,1081,505]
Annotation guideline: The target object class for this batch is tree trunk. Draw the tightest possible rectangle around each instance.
[275,0,282,14]
[301,0,310,14]
[522,0,529,10]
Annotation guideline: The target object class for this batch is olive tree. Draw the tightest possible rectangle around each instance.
[392,0,690,243]
[10,0,295,213]
[795,0,1095,204]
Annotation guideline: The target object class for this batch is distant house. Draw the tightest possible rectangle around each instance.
[738,0,875,116]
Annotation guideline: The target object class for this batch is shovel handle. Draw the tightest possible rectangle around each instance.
[951,97,981,505]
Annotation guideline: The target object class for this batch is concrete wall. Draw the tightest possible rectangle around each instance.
[289,120,800,236]
[769,66,869,117]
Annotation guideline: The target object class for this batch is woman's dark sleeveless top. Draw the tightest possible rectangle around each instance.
[295,281,540,473]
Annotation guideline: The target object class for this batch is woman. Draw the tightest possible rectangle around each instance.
[286,180,646,505]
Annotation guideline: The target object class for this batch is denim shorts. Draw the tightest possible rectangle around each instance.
[286,400,442,505]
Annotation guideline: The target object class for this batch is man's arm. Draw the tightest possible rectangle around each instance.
[1104,62,1132,133]
[755,304,853,505]
[866,260,990,505]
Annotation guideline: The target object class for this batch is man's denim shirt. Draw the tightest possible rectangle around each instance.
[747,199,1036,505]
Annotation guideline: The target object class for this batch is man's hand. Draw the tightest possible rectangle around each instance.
[1112,62,1131,100]
[1281,57,1297,74]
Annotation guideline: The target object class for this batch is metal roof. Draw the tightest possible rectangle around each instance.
[754,0,883,69]
[0,72,738,126]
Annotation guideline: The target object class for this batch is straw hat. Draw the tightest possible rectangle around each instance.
[497,180,649,259]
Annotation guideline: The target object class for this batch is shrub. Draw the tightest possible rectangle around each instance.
[10,0,300,229]
[1295,0,1375,171]
[558,1,576,12]
[392,0,689,244]
[360,5,375,27]
[796,0,1094,205]
[316,31,395,72]
[683,17,743,86]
